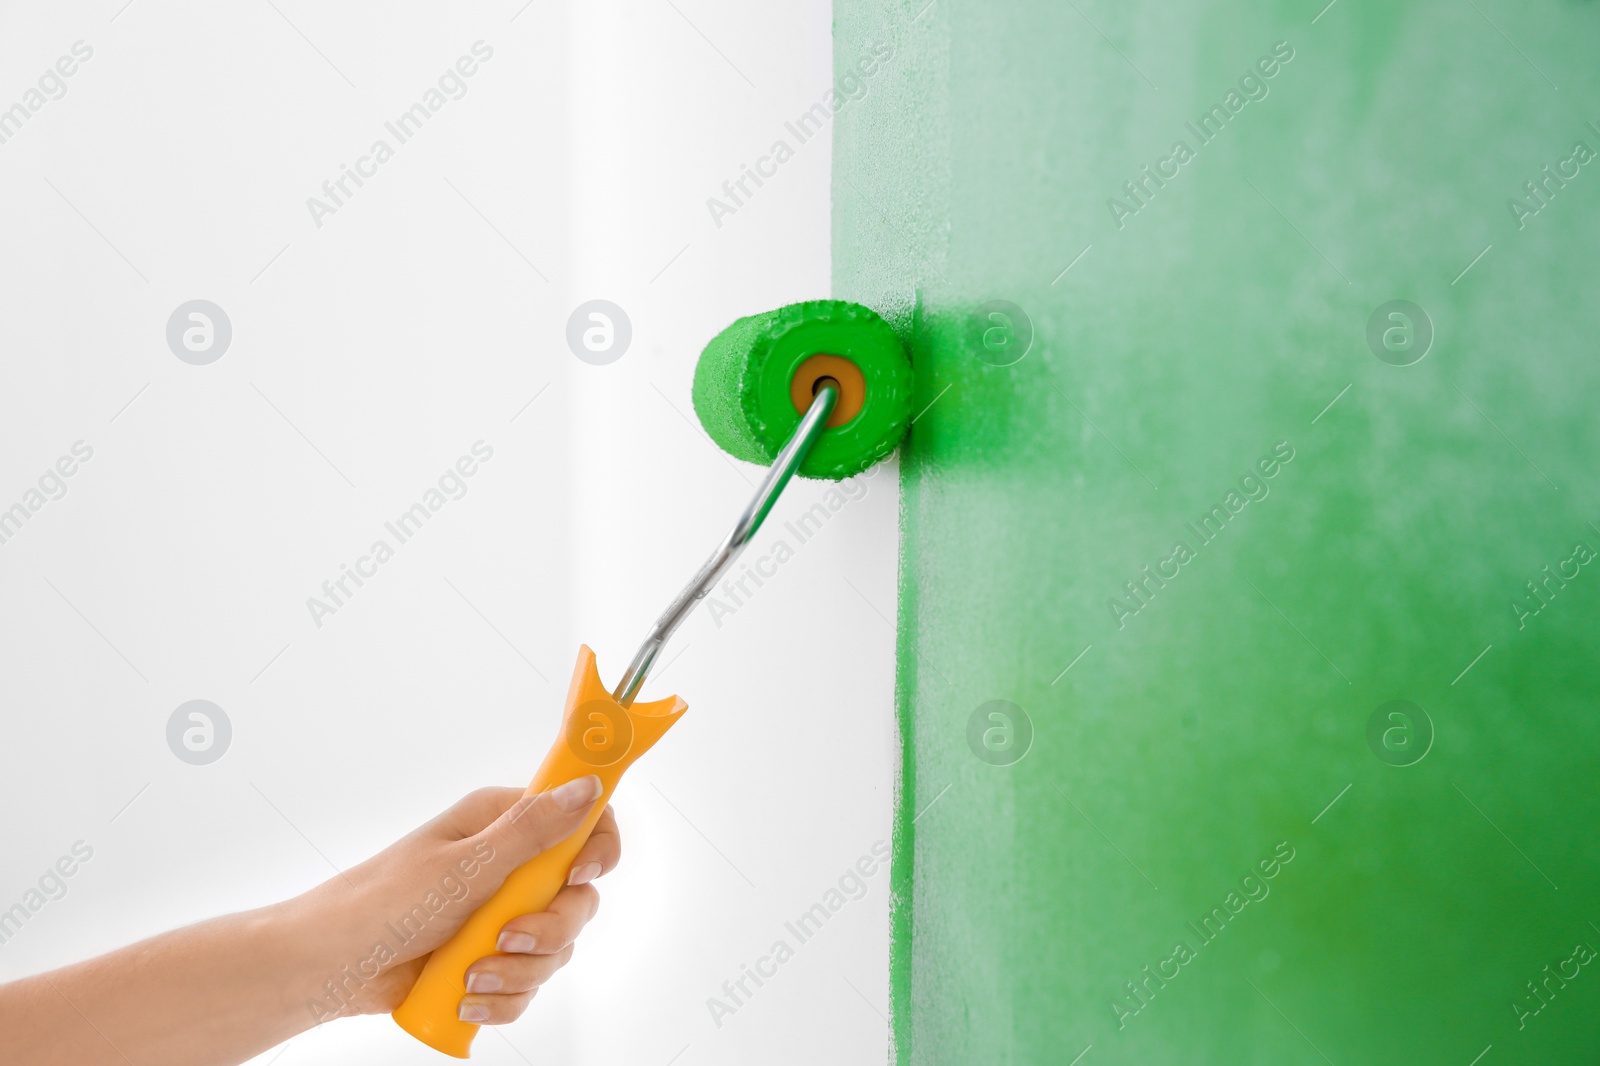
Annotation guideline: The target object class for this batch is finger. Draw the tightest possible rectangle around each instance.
[458,989,537,1026]
[494,883,600,955]
[568,804,620,885]
[430,786,527,841]
[465,943,576,995]
[469,777,602,891]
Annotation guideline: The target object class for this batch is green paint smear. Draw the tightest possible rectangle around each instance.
[835,1,1600,1063]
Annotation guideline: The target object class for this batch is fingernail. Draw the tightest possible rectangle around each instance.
[465,972,502,994]
[497,932,537,954]
[459,1003,490,1023]
[568,861,602,886]
[548,775,602,812]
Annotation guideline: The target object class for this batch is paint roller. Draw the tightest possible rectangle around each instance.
[392,299,913,1056]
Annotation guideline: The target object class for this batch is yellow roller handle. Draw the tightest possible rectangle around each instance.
[393,644,686,1057]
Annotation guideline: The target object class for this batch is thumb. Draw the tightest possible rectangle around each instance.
[470,775,603,892]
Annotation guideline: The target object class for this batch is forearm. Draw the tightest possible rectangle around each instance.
[0,899,334,1066]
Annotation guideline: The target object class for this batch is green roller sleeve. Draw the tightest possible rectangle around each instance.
[691,299,913,480]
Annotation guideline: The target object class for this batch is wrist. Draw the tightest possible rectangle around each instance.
[258,889,370,1025]
[275,876,436,1020]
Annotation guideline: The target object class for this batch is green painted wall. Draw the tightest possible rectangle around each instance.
[834,1,1600,1063]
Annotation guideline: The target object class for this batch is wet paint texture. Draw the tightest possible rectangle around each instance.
[834,1,1600,1063]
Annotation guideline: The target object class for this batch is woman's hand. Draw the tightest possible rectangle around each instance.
[0,776,620,1066]
[293,775,620,1024]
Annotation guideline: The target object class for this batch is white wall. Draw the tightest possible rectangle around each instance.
[0,2,895,1063]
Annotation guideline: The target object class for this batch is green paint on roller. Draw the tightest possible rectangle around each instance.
[692,299,913,480]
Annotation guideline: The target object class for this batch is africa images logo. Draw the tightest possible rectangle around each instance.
[1106,40,1295,230]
